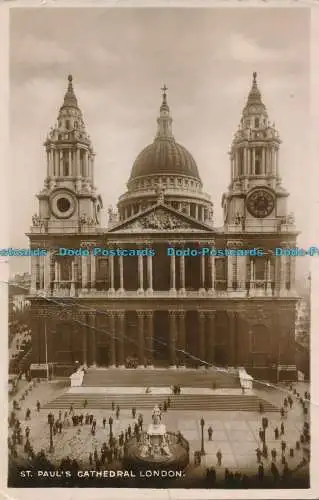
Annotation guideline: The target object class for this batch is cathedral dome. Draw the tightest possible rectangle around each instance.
[130,139,200,180]
[129,86,201,182]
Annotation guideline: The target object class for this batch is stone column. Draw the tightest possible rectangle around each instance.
[81,255,88,290]
[53,260,59,292]
[208,254,215,293]
[169,253,176,294]
[198,311,206,366]
[145,311,154,367]
[199,253,205,293]
[280,253,286,294]
[261,147,266,175]
[89,313,96,366]
[137,254,144,294]
[195,205,199,219]
[81,314,87,366]
[108,255,115,294]
[179,255,186,294]
[76,149,81,177]
[30,256,37,293]
[70,260,76,296]
[243,148,247,176]
[108,312,116,367]
[117,311,125,367]
[118,255,124,293]
[168,310,178,367]
[266,256,272,295]
[290,256,296,291]
[276,147,279,177]
[249,259,256,293]
[252,148,256,174]
[237,255,247,291]
[146,254,153,294]
[207,311,215,365]
[229,312,236,367]
[68,150,72,175]
[247,148,251,175]
[227,256,234,291]
[43,251,51,292]
[39,254,44,290]
[177,311,186,367]
[90,254,96,291]
[137,311,145,368]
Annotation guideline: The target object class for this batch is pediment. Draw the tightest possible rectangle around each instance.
[108,203,211,233]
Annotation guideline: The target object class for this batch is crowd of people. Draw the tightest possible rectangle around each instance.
[202,385,310,486]
[8,377,310,487]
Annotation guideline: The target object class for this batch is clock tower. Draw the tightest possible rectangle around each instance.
[222,72,293,232]
[36,75,103,234]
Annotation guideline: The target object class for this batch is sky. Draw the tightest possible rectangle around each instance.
[9,7,311,282]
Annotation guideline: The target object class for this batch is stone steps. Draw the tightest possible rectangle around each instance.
[43,393,278,412]
[82,368,240,388]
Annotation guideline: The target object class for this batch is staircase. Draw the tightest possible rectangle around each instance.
[82,367,240,388]
[43,393,278,412]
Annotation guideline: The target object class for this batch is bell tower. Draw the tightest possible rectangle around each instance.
[36,75,102,232]
[222,72,294,232]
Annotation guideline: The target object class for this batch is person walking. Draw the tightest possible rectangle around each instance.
[256,447,262,463]
[280,422,285,436]
[216,449,222,466]
[274,427,279,440]
[258,463,264,481]
[208,426,213,441]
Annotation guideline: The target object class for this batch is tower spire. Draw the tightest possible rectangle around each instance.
[61,74,78,109]
[156,84,173,139]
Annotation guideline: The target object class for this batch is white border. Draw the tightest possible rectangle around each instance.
[1,2,318,500]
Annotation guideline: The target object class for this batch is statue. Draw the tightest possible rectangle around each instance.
[152,405,162,424]
[32,214,40,227]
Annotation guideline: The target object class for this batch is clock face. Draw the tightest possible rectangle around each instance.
[50,190,76,219]
[246,189,275,218]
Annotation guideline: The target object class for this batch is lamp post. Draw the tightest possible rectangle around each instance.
[48,412,54,452]
[200,417,205,456]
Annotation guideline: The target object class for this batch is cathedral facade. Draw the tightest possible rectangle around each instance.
[28,73,299,381]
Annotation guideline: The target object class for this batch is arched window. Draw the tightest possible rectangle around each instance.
[63,151,69,176]
[255,148,262,175]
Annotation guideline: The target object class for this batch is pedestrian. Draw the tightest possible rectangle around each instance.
[280,407,285,418]
[262,443,268,459]
[83,399,88,408]
[258,463,264,481]
[163,400,168,412]
[280,422,285,435]
[256,447,262,463]
[283,397,288,408]
[36,400,40,412]
[127,425,132,437]
[167,397,171,408]
[274,427,279,439]
[132,407,136,419]
[271,448,277,461]
[103,417,106,428]
[208,426,213,441]
[281,440,286,454]
[116,405,120,419]
[216,449,222,466]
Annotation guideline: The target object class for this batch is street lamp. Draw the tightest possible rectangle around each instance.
[48,412,54,453]
[200,417,205,456]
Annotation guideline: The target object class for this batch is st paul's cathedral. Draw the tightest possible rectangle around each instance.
[28,73,299,381]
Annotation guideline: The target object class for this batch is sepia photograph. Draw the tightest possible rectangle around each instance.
[7,5,312,490]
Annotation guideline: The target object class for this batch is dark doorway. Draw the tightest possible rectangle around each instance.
[153,311,169,365]
[97,346,108,367]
